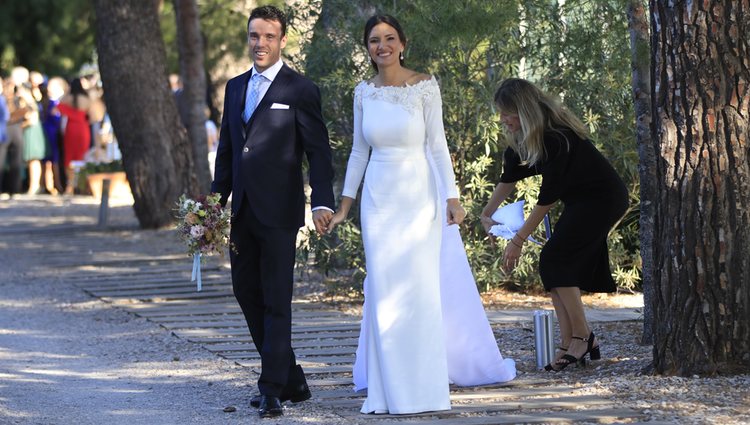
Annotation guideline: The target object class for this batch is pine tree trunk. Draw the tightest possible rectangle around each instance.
[627,0,654,346]
[93,0,200,228]
[174,0,212,192]
[650,0,750,375]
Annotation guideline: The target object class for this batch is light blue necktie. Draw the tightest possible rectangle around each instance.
[242,73,262,123]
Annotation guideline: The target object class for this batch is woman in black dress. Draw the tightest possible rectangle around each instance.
[481,78,628,370]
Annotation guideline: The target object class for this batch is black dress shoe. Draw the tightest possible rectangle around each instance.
[258,395,283,418]
[250,383,311,408]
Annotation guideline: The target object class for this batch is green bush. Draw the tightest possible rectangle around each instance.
[75,160,124,194]
[294,0,641,295]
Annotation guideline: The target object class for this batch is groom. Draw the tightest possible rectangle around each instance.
[211,5,335,419]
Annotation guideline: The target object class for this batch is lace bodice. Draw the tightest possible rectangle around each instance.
[354,77,439,115]
[342,76,459,200]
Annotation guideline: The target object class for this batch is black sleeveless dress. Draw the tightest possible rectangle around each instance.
[499,127,628,292]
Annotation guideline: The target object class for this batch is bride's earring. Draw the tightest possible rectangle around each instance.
[399,51,404,61]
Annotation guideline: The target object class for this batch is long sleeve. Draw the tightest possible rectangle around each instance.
[341,83,370,199]
[423,80,459,199]
[211,80,234,206]
[297,80,335,210]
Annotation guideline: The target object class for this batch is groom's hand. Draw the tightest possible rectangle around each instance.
[312,209,333,236]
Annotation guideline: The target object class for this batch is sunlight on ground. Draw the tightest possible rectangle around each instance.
[482,289,644,309]
[0,405,31,419]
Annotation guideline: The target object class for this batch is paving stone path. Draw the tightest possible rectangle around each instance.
[0,196,648,424]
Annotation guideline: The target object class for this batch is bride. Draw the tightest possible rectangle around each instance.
[326,14,515,415]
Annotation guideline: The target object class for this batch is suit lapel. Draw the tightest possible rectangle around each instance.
[245,65,293,132]
[233,70,252,140]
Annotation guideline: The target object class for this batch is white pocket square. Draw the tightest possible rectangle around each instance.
[270,103,290,110]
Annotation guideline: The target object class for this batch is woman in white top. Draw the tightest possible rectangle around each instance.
[326,15,515,415]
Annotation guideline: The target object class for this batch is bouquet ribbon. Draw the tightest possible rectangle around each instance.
[191,253,202,291]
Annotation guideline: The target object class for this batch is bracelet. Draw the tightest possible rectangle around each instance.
[510,238,523,248]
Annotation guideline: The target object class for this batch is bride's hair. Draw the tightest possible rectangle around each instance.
[494,78,588,166]
[363,14,407,71]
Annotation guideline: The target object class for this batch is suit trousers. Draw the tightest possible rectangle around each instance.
[229,196,307,396]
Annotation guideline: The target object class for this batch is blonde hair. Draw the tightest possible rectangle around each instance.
[494,78,588,166]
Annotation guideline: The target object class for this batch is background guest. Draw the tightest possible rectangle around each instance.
[13,67,47,194]
[1,73,27,198]
[40,76,67,195]
[57,77,91,195]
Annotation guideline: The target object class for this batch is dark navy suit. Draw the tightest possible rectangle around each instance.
[212,63,334,397]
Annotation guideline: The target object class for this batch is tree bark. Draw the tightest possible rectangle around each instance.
[94,0,200,228]
[174,0,212,192]
[650,0,750,375]
[627,0,654,346]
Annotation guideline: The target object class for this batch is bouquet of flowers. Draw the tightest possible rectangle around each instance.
[174,193,232,291]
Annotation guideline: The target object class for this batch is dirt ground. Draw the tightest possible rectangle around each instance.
[0,196,748,425]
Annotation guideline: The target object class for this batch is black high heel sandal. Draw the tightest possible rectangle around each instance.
[588,333,601,361]
[544,346,567,371]
[555,332,598,370]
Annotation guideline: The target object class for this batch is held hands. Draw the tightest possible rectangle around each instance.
[325,210,348,234]
[325,196,354,235]
[312,209,333,236]
[446,199,466,225]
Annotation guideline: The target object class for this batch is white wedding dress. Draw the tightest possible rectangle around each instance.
[342,78,516,415]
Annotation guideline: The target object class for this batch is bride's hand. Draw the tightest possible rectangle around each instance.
[446,199,466,225]
[325,210,348,234]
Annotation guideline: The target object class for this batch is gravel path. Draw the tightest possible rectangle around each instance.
[1,195,748,425]
[0,196,345,425]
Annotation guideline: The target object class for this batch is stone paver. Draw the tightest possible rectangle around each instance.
[0,195,646,424]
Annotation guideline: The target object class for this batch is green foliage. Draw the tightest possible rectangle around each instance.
[295,0,641,295]
[0,0,95,77]
[160,0,255,76]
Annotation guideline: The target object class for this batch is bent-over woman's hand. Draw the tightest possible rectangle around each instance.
[480,214,497,246]
[446,199,466,225]
[502,236,524,272]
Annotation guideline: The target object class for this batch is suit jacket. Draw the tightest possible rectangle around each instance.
[212,64,335,228]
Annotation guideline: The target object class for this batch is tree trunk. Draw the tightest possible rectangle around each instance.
[627,0,654,346]
[650,0,750,375]
[174,0,212,191]
[94,0,200,228]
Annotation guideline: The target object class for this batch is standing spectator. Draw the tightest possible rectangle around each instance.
[169,73,189,126]
[40,77,67,195]
[0,76,9,174]
[57,77,91,195]
[86,84,107,162]
[205,106,219,177]
[29,71,45,102]
[13,67,47,195]
[1,74,26,198]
